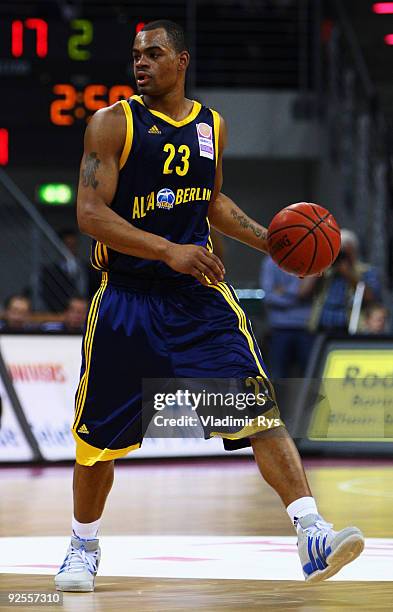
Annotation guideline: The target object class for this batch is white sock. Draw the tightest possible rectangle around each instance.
[286,496,318,528]
[72,516,101,540]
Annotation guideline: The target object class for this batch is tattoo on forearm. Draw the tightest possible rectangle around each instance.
[230,209,267,241]
[82,152,100,189]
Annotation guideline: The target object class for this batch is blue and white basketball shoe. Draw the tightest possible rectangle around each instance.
[55,535,101,592]
[297,514,364,583]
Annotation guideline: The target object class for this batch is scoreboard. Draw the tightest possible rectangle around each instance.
[0,16,147,166]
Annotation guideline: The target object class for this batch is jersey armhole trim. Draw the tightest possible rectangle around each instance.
[119,100,133,170]
[210,109,220,168]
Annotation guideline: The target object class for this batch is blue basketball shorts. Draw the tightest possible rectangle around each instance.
[72,273,282,465]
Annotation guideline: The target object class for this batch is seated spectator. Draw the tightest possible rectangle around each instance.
[260,256,316,379]
[362,304,389,335]
[309,229,382,332]
[0,294,34,331]
[41,296,88,333]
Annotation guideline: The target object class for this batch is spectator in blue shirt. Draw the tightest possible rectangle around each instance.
[260,257,317,379]
[309,229,382,332]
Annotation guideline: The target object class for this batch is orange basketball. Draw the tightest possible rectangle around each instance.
[267,202,341,276]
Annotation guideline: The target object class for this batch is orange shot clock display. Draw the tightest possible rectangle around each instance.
[50,84,134,125]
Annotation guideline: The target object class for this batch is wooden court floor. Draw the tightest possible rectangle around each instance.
[1,457,392,611]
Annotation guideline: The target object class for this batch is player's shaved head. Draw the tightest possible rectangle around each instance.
[141,20,187,54]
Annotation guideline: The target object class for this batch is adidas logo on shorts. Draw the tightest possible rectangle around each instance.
[77,424,89,434]
[148,125,161,134]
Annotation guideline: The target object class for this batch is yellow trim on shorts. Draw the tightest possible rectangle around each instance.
[209,282,268,378]
[210,109,220,168]
[208,283,283,439]
[119,100,133,170]
[73,272,108,429]
[72,431,141,466]
[210,406,283,440]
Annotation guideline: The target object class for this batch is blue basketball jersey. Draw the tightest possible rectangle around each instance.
[91,95,220,282]
[74,97,282,467]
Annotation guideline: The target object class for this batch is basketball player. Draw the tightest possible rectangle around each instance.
[55,20,364,591]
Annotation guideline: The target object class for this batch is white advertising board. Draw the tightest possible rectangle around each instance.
[0,375,33,461]
[0,335,82,461]
[0,335,250,461]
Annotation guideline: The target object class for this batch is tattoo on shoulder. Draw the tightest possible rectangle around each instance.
[230,209,267,241]
[82,152,100,189]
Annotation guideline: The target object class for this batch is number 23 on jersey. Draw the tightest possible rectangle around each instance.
[163,143,190,176]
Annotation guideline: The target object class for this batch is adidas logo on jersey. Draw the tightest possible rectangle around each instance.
[78,424,89,434]
[148,125,161,134]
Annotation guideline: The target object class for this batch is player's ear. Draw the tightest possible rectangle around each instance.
[178,50,190,72]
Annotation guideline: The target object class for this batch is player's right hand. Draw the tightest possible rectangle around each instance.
[164,244,225,285]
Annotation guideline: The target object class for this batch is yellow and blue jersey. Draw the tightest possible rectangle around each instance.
[72,96,282,466]
[91,95,220,282]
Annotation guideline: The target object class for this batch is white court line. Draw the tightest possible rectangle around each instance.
[0,536,392,581]
[339,477,393,499]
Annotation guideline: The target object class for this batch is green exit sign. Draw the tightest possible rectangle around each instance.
[37,183,74,205]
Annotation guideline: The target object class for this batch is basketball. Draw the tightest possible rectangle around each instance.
[267,202,341,277]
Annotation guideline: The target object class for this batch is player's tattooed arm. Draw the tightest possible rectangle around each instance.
[209,193,269,254]
[208,115,269,254]
[81,152,101,189]
[230,209,268,243]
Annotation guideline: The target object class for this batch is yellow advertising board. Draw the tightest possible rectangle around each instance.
[307,349,393,441]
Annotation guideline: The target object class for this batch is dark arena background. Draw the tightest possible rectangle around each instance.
[0,1,392,610]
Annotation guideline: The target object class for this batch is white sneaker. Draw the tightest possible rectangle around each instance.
[297,513,364,583]
[55,535,101,592]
